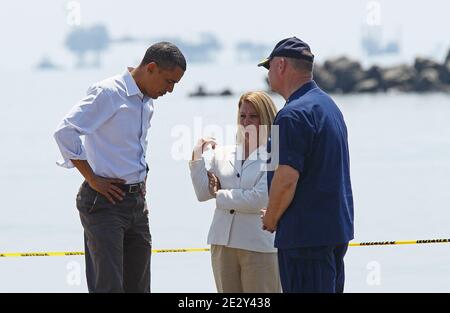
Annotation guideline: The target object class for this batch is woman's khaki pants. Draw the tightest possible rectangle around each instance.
[211,245,281,293]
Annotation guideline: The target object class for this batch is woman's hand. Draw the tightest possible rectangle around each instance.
[192,137,217,161]
[207,171,221,197]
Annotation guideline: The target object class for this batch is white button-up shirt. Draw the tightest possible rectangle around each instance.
[54,68,154,184]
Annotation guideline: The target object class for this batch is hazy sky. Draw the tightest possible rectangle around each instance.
[1,0,449,70]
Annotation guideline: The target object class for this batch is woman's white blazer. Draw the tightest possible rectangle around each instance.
[189,144,276,253]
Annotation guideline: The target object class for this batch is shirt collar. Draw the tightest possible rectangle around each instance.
[286,80,318,105]
[123,67,144,98]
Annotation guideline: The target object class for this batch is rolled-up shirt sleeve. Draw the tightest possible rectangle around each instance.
[276,112,315,173]
[53,86,114,168]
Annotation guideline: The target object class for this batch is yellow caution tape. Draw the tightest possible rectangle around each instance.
[0,252,86,258]
[0,239,449,257]
[0,248,209,258]
[349,238,450,247]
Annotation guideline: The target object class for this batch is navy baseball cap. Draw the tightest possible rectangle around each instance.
[258,37,314,69]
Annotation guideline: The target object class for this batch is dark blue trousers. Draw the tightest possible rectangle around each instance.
[278,244,348,293]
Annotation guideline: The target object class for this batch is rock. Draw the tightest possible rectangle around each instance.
[440,49,450,84]
[313,65,337,92]
[382,65,417,90]
[188,85,233,97]
[415,68,443,92]
[324,57,365,93]
[445,48,450,64]
[365,65,383,81]
[219,89,233,96]
[353,79,380,93]
[364,65,386,91]
[414,57,442,73]
[188,85,208,97]
[414,56,450,89]
[441,62,450,84]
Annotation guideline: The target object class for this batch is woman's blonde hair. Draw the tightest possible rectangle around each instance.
[236,91,278,145]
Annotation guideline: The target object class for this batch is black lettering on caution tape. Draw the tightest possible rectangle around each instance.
[359,241,396,246]
[417,239,450,244]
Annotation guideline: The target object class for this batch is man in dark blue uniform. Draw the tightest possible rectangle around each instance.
[260,37,354,293]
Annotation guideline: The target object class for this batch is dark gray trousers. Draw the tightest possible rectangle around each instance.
[76,181,152,293]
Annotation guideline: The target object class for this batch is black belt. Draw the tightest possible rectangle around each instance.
[117,182,145,194]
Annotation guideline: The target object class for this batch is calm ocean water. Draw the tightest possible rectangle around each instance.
[1,65,449,292]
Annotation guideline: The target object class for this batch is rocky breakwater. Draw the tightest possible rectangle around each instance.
[313,49,450,93]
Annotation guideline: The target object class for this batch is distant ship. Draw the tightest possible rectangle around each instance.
[361,25,401,56]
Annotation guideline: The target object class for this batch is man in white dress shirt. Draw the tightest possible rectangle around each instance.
[54,42,186,293]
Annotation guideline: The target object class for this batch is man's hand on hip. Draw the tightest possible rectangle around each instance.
[88,175,126,204]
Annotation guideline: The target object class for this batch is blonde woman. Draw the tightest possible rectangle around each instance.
[189,91,280,293]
